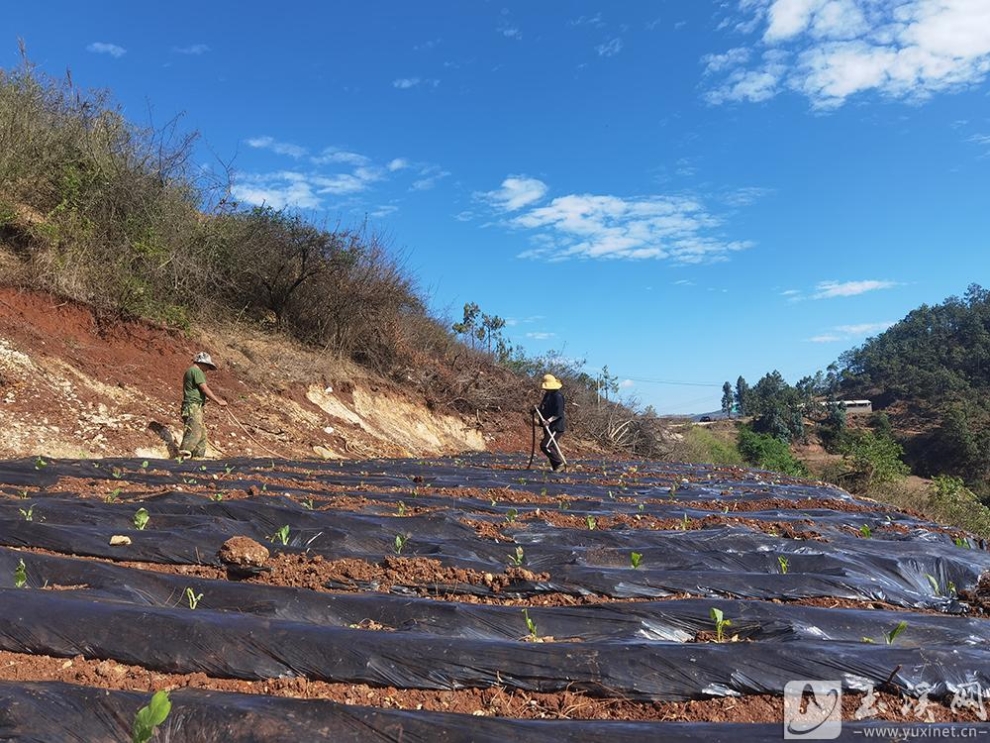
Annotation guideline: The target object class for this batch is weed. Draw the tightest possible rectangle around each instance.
[883,620,908,645]
[394,534,408,555]
[585,515,597,530]
[522,608,538,640]
[777,556,789,574]
[270,525,290,545]
[630,552,642,568]
[132,689,171,743]
[710,607,732,643]
[14,558,27,588]
[19,505,34,521]
[133,508,150,530]
[510,546,525,567]
[185,587,203,609]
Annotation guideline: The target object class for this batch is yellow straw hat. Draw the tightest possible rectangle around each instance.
[541,373,562,390]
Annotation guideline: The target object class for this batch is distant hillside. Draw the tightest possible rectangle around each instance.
[839,284,990,496]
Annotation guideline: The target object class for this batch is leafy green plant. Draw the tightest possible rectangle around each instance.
[505,508,518,523]
[777,555,789,574]
[270,525,290,545]
[185,587,203,609]
[859,524,872,538]
[954,537,971,548]
[34,456,47,470]
[301,497,314,510]
[710,607,732,643]
[585,515,597,530]
[522,608,538,640]
[132,689,171,743]
[14,558,27,589]
[394,534,408,555]
[211,493,224,502]
[883,620,908,645]
[105,488,122,504]
[510,546,525,567]
[680,513,691,531]
[19,504,34,521]
[133,508,150,530]
[630,551,642,568]
[397,501,406,516]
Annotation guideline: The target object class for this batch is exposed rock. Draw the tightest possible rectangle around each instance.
[218,536,270,568]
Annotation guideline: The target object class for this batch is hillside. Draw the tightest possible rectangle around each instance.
[0,286,544,463]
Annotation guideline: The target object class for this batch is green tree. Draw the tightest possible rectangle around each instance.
[841,429,910,489]
[721,382,734,418]
[735,376,751,416]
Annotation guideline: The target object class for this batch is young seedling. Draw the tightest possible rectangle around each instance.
[301,497,314,510]
[133,508,150,530]
[777,556,789,574]
[105,488,122,504]
[510,546,525,567]
[132,689,171,743]
[397,501,407,516]
[19,505,34,522]
[710,607,732,643]
[140,460,149,471]
[954,537,970,549]
[211,493,224,502]
[270,525,290,546]
[14,558,27,589]
[522,608,538,640]
[925,573,940,596]
[505,508,518,523]
[883,620,908,645]
[630,552,643,569]
[33,456,47,470]
[394,534,408,555]
[585,515,597,530]
[859,524,873,538]
[185,587,203,610]
[680,514,691,531]
[638,503,645,512]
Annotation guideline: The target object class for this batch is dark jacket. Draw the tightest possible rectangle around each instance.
[538,389,566,433]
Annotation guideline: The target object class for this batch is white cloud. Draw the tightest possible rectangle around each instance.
[388,158,410,172]
[313,148,370,166]
[485,180,753,265]
[172,44,210,55]
[245,136,308,159]
[812,279,897,298]
[87,42,126,58]
[709,0,990,108]
[807,320,894,342]
[597,38,624,57]
[393,77,422,89]
[526,332,555,340]
[480,176,549,211]
[230,171,322,210]
[412,167,451,191]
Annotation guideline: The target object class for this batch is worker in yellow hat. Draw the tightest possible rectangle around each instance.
[534,373,566,472]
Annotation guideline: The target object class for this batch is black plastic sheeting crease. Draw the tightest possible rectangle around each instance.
[1,453,988,740]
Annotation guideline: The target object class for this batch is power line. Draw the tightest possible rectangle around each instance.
[623,376,723,388]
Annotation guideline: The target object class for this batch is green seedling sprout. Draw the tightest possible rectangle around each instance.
[106,488,121,504]
[271,525,290,546]
[212,493,224,502]
[954,537,970,548]
[925,573,941,596]
[630,552,642,569]
[510,546,525,567]
[397,501,406,516]
[859,524,872,538]
[140,460,149,470]
[14,558,27,589]
[301,497,314,510]
[680,513,691,531]
[132,689,171,743]
[19,505,34,522]
[33,456,46,470]
[883,620,908,645]
[710,607,732,643]
[394,534,408,555]
[522,608,538,640]
[133,508,150,530]
[505,508,518,523]
[638,503,645,512]
[778,556,789,574]
[585,515,597,530]
[112,468,123,479]
[185,587,203,610]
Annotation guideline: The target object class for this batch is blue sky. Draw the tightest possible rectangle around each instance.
[7,1,990,414]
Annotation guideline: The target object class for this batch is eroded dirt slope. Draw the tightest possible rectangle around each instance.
[0,287,528,462]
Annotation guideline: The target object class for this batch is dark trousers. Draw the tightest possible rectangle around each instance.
[540,429,564,469]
